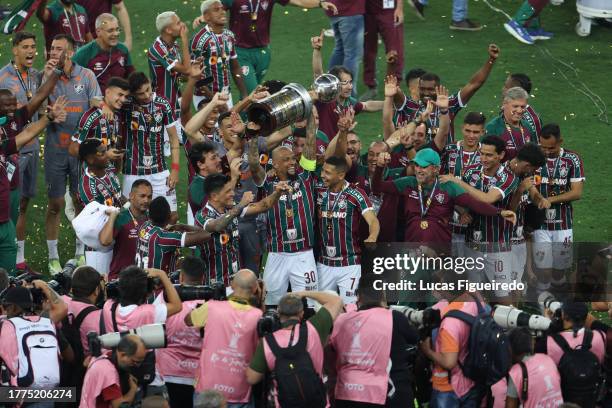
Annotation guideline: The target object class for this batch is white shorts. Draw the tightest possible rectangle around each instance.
[85,250,113,276]
[511,241,526,282]
[122,170,177,212]
[193,93,233,110]
[316,263,360,304]
[187,204,195,226]
[466,249,514,297]
[533,229,573,270]
[263,249,318,305]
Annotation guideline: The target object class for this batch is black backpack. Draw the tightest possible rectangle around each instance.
[265,322,326,408]
[552,330,602,408]
[443,296,511,387]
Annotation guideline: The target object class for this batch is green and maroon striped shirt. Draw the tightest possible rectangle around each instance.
[463,163,519,251]
[535,148,584,231]
[136,221,185,273]
[148,36,182,113]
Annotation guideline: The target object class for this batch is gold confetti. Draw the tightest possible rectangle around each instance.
[284,11,289,14]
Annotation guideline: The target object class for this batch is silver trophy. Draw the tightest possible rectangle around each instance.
[247,74,340,135]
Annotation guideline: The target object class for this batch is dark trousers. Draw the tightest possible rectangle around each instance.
[166,382,194,408]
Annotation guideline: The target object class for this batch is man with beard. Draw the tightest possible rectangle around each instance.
[73,13,134,92]
[392,44,500,144]
[0,31,60,272]
[486,86,537,162]
[312,34,383,140]
[261,110,319,307]
[316,155,379,304]
[373,148,515,244]
[197,174,290,287]
[36,0,92,51]
[80,335,143,408]
[45,34,102,274]
[99,179,153,280]
[121,72,180,223]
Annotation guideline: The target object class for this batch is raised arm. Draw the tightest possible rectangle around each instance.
[28,60,62,118]
[458,44,499,105]
[171,23,192,75]
[31,280,68,323]
[324,108,354,166]
[114,1,133,51]
[432,85,450,151]
[371,153,403,195]
[243,182,292,216]
[383,75,399,140]
[204,193,253,233]
[302,108,317,161]
[17,97,66,150]
[311,31,324,78]
[184,92,228,142]
[439,174,503,205]
[294,290,344,320]
[98,208,119,247]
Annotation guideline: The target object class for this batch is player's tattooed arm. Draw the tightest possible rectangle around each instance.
[204,192,254,233]
[303,109,317,161]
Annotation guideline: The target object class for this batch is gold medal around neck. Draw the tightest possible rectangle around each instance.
[250,24,257,32]
[420,220,429,230]
[286,208,294,218]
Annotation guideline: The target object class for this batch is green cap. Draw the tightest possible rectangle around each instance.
[412,148,441,167]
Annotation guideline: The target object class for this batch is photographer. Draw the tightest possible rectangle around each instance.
[502,327,563,408]
[60,266,105,400]
[245,291,343,407]
[185,269,263,407]
[157,256,207,408]
[80,334,144,408]
[328,274,419,408]
[0,281,68,391]
[102,266,182,400]
[419,279,489,407]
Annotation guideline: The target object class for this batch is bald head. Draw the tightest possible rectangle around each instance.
[272,145,293,161]
[232,269,257,291]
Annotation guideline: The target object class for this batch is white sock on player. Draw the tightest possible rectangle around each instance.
[47,240,59,260]
[75,238,85,256]
[16,240,25,264]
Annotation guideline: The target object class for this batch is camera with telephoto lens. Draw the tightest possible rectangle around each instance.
[257,309,281,337]
[87,323,167,358]
[391,305,442,339]
[168,270,180,284]
[105,276,160,300]
[172,282,226,302]
[538,291,562,316]
[493,305,562,334]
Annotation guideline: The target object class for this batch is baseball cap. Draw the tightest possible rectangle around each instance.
[412,148,440,167]
[1,286,33,310]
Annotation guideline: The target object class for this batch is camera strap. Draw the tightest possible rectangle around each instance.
[110,301,120,333]
[519,361,528,402]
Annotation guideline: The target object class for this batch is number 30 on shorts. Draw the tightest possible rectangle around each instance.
[304,271,316,284]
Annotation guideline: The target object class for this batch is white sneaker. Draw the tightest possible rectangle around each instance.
[323,29,334,38]
[550,0,563,5]
[64,188,76,221]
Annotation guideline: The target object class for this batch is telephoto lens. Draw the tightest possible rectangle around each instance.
[493,305,552,332]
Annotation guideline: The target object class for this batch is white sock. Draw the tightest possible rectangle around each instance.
[47,240,59,260]
[16,240,25,264]
[75,238,85,256]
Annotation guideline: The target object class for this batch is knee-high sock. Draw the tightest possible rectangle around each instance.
[513,0,550,28]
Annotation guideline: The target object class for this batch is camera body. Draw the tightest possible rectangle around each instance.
[106,276,160,300]
[173,282,226,302]
[257,309,281,338]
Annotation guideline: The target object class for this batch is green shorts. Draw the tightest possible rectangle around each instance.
[236,46,272,94]
[9,188,19,225]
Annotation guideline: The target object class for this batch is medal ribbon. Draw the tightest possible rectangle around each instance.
[325,181,348,240]
[417,178,438,219]
[504,119,526,149]
[63,7,83,42]
[13,63,32,100]
[206,25,227,63]
[543,148,563,197]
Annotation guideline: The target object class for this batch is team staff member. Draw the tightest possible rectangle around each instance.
[36,0,92,51]
[246,291,344,400]
[157,256,207,408]
[191,0,247,107]
[73,13,134,92]
[329,274,419,407]
[531,124,584,295]
[121,72,180,223]
[194,0,337,94]
[79,335,143,408]
[261,110,319,306]
[185,269,264,406]
[0,31,55,272]
[485,87,537,162]
[136,197,211,273]
[45,34,102,274]
[76,0,133,50]
[502,73,542,138]
[99,179,152,281]
[0,92,66,274]
[360,0,404,102]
